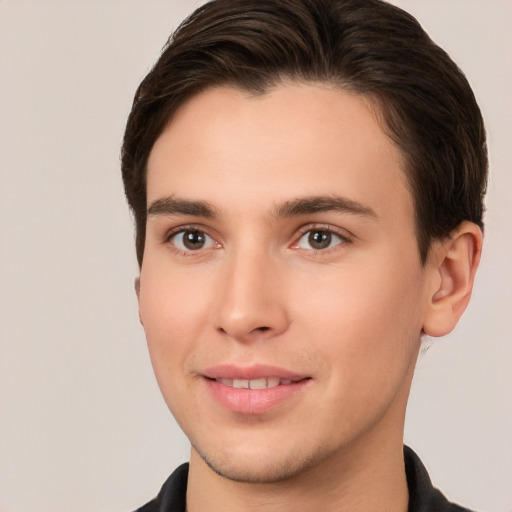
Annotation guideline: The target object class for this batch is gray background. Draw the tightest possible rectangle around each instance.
[0,1,510,511]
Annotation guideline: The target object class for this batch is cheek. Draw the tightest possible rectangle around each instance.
[138,267,211,388]
[293,258,426,383]
[139,259,211,334]
[300,270,424,437]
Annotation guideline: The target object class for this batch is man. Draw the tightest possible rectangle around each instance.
[121,0,487,510]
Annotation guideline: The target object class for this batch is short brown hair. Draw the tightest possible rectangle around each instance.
[122,0,487,266]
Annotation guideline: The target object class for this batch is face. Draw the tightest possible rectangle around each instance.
[138,83,437,483]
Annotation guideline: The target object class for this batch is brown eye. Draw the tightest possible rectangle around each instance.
[308,230,332,249]
[171,230,215,251]
[296,229,344,251]
[183,230,206,250]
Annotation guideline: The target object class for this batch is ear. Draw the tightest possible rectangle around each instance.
[134,276,143,325]
[422,222,483,337]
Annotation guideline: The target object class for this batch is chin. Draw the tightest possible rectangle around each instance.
[194,441,328,484]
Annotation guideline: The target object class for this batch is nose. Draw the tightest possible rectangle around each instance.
[213,247,289,343]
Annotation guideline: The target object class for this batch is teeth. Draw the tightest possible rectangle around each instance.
[266,377,280,388]
[233,379,249,389]
[249,378,267,390]
[216,377,293,389]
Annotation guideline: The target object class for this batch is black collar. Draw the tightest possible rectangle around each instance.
[136,446,474,512]
[404,445,473,512]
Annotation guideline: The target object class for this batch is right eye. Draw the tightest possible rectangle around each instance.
[170,229,217,252]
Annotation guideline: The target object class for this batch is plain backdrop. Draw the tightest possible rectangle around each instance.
[0,1,511,511]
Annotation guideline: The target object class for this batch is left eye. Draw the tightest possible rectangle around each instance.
[296,229,344,251]
[170,230,216,251]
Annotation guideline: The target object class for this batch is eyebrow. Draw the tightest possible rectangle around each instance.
[147,194,377,220]
[147,196,218,218]
[274,195,378,219]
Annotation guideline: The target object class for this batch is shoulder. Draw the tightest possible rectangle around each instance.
[132,463,189,512]
[404,446,475,512]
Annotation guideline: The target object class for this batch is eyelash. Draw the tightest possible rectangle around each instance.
[164,224,220,255]
[163,223,352,255]
[292,224,352,253]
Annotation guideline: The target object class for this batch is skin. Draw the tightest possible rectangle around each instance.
[137,83,482,512]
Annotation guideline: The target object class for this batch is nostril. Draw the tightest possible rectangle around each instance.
[256,326,270,332]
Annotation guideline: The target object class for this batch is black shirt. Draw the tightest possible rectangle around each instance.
[135,446,474,512]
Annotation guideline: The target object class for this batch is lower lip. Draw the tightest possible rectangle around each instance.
[204,378,310,415]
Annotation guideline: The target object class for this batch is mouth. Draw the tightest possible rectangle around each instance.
[212,377,298,389]
[202,365,311,414]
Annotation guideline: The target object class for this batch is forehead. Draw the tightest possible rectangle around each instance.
[146,83,412,225]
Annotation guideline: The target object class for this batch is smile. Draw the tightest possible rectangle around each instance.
[215,377,294,389]
[203,366,311,414]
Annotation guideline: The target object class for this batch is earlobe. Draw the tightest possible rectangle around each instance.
[422,222,483,337]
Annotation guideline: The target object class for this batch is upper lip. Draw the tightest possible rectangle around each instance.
[202,364,308,381]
